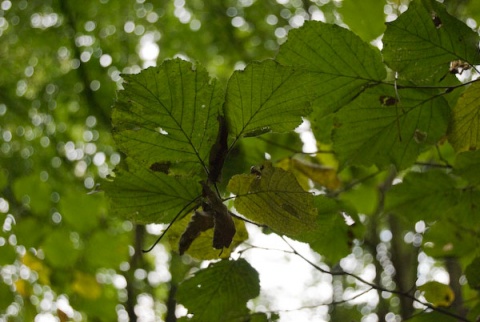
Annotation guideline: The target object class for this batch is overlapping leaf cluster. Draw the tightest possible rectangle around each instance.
[105,0,480,320]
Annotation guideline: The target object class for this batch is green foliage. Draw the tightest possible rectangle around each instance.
[3,0,480,321]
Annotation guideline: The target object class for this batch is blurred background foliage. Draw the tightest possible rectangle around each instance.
[1,0,480,321]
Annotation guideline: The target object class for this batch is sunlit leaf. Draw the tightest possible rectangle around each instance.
[277,21,386,117]
[385,170,459,223]
[333,86,450,169]
[382,0,480,84]
[112,58,224,175]
[104,160,202,224]
[338,0,386,41]
[71,271,102,300]
[418,281,455,307]
[289,158,340,190]
[22,252,50,285]
[227,162,317,237]
[176,259,259,322]
[448,81,480,152]
[225,60,313,140]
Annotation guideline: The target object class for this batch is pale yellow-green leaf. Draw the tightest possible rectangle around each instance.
[418,281,455,307]
[227,162,316,237]
[448,81,480,152]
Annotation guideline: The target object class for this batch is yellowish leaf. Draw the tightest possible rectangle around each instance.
[71,271,101,300]
[448,81,480,152]
[22,252,50,285]
[418,281,455,307]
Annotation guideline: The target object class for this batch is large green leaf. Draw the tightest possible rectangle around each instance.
[276,21,386,117]
[382,0,480,84]
[448,81,480,152]
[338,0,386,41]
[385,170,459,223]
[104,160,202,224]
[176,259,260,322]
[227,162,316,237]
[333,86,450,169]
[112,59,224,175]
[225,60,313,140]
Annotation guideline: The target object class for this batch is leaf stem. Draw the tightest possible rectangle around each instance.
[142,195,202,253]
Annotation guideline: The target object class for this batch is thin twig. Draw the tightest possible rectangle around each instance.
[281,238,472,322]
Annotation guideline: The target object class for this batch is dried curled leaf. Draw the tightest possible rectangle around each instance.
[208,115,229,183]
[179,210,215,255]
[179,182,237,255]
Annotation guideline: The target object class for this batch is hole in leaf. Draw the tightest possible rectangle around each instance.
[155,127,169,135]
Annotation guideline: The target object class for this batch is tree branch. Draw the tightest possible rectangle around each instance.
[281,238,472,322]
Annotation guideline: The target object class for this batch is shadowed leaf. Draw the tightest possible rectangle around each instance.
[382,0,480,84]
[176,259,260,322]
[112,59,224,176]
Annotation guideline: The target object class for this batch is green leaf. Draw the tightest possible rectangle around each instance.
[422,220,478,258]
[295,196,357,263]
[84,231,129,269]
[382,0,480,84]
[277,21,386,117]
[448,81,480,152]
[333,86,450,169]
[104,160,201,224]
[418,281,455,307]
[0,281,14,312]
[112,59,224,175]
[227,162,317,237]
[338,0,386,41]
[0,243,16,265]
[59,190,105,232]
[385,170,459,223]
[225,60,313,140]
[41,229,80,268]
[466,257,480,290]
[176,259,260,322]
[13,217,48,249]
[12,174,52,216]
[453,150,480,185]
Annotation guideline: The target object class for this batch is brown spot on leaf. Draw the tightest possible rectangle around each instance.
[150,161,171,173]
[432,12,442,28]
[379,95,398,106]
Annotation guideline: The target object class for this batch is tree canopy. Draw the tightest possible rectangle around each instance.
[1,0,480,321]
